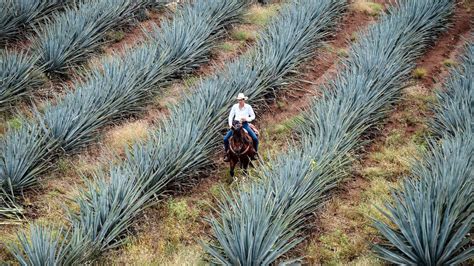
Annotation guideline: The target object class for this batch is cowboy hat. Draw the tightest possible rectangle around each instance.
[236,93,248,100]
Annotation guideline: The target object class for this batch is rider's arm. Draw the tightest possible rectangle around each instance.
[228,105,235,127]
[247,105,256,122]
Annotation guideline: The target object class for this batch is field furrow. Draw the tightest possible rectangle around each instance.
[373,39,473,265]
[302,13,472,263]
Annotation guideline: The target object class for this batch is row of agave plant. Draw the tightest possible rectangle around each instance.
[7,0,347,263]
[205,0,458,264]
[0,0,70,45]
[0,0,165,112]
[0,0,249,221]
[374,41,473,264]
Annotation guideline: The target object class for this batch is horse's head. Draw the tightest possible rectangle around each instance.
[230,120,249,154]
[232,120,242,133]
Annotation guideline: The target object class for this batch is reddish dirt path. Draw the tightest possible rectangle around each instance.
[294,2,472,264]
[103,10,165,54]
[256,9,378,135]
[415,4,472,87]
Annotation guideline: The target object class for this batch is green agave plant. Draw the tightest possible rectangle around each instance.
[373,42,473,265]
[32,0,156,75]
[0,0,248,224]
[206,0,455,264]
[7,0,344,263]
[0,50,44,112]
[0,0,70,45]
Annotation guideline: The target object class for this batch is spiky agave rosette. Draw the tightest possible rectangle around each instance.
[0,50,44,112]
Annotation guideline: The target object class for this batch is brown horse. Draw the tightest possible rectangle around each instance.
[228,121,258,177]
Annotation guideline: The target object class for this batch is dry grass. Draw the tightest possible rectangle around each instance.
[103,175,230,264]
[337,48,349,58]
[305,170,395,265]
[442,58,457,67]
[231,28,257,42]
[217,42,238,53]
[0,225,21,263]
[351,0,384,16]
[412,67,428,79]
[244,4,279,26]
[362,140,419,180]
[106,30,126,43]
[106,121,149,154]
[230,3,281,43]
[107,198,206,265]
[259,115,301,161]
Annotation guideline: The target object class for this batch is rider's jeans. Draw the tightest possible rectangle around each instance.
[224,122,258,152]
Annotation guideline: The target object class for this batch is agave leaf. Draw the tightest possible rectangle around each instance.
[0,50,43,113]
[31,0,154,74]
[0,0,70,45]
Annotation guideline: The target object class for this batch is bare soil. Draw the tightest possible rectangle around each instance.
[415,4,472,88]
[257,8,378,133]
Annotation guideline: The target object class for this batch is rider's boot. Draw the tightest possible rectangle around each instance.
[224,151,230,162]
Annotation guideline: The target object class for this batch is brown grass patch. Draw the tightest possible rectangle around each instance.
[351,0,384,16]
[106,121,149,154]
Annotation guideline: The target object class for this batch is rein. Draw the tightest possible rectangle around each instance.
[229,143,250,157]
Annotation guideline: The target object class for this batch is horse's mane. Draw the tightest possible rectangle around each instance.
[232,126,251,145]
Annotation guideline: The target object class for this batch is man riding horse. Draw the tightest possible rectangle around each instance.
[224,93,259,162]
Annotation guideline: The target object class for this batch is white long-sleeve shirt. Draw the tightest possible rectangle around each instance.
[228,103,255,127]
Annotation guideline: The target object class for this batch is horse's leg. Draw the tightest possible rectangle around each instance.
[229,160,236,178]
[242,158,249,176]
